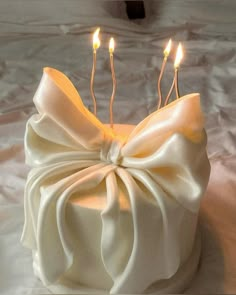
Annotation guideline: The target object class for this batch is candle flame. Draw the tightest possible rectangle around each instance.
[163,39,172,57]
[174,43,183,69]
[109,37,115,54]
[93,27,100,50]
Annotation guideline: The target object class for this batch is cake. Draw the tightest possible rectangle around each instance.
[21,67,210,294]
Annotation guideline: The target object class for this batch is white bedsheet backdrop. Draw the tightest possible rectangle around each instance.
[0,1,236,294]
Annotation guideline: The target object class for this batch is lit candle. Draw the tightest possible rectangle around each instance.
[90,27,100,116]
[109,37,116,129]
[157,39,172,109]
[164,42,183,105]
[174,43,183,99]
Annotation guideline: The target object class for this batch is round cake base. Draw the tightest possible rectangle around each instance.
[34,230,201,294]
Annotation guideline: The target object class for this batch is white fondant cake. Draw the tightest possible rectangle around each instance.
[21,68,210,294]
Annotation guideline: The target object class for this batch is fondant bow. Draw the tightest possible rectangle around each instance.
[21,68,210,294]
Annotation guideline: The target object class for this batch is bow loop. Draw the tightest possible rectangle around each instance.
[33,67,112,152]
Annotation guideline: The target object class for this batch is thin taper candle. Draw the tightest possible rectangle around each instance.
[164,77,175,106]
[165,43,183,105]
[157,39,172,109]
[109,38,116,129]
[174,43,183,99]
[90,50,97,115]
[174,68,179,99]
[90,28,100,116]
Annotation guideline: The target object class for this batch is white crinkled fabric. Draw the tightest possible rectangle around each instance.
[21,68,210,294]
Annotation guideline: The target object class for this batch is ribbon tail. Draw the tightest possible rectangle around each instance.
[101,171,134,282]
[109,168,164,294]
[36,163,117,285]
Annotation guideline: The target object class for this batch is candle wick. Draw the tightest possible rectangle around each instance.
[157,55,167,110]
[90,50,97,116]
[109,52,116,129]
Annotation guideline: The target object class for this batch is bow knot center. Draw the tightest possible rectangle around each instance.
[100,136,124,165]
